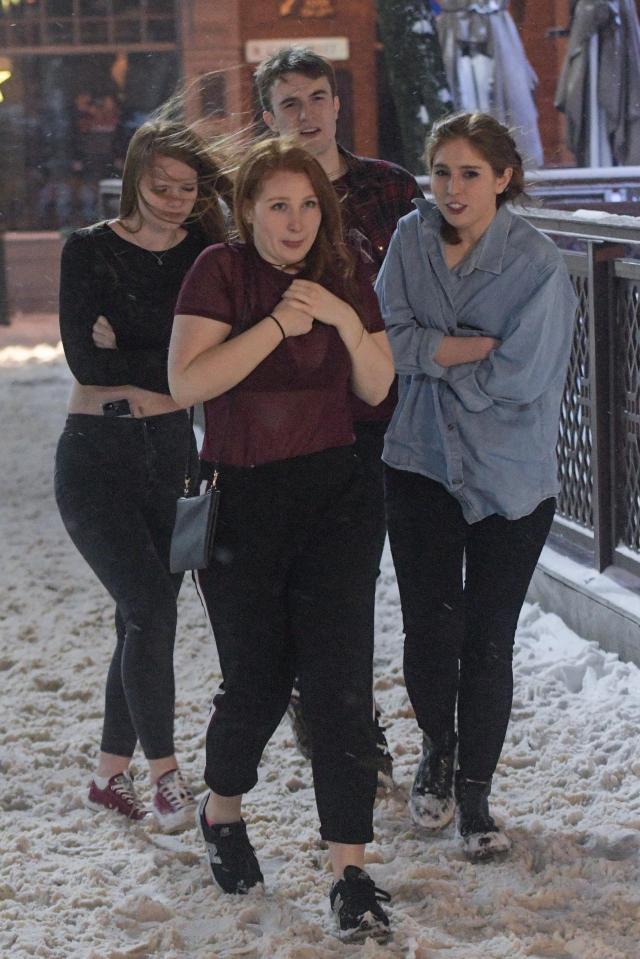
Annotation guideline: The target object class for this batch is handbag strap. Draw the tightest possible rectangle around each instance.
[181,406,196,496]
[181,247,255,496]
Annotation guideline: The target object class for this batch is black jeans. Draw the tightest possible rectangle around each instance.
[54,411,195,760]
[289,419,388,712]
[353,419,389,578]
[384,467,555,782]
[195,446,379,844]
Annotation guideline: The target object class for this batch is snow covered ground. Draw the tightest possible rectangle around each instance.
[1,347,639,959]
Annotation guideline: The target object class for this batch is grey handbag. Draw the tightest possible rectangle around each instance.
[169,407,221,573]
[169,469,220,573]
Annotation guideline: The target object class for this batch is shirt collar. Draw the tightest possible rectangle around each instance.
[415,200,514,276]
[337,144,362,178]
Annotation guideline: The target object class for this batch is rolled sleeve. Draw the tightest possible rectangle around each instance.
[375,231,447,379]
[444,262,576,411]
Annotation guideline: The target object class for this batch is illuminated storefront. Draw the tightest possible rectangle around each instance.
[0,1,584,232]
[0,1,179,229]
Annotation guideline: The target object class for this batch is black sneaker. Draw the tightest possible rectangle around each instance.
[409,732,456,830]
[196,794,264,894]
[454,772,511,861]
[330,865,391,942]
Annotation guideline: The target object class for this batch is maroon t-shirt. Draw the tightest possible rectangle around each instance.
[175,242,385,467]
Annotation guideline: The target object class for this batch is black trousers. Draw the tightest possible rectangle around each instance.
[54,411,195,760]
[289,419,389,713]
[353,419,388,578]
[384,466,555,782]
[196,446,379,844]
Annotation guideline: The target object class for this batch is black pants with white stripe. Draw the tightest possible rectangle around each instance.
[196,446,379,845]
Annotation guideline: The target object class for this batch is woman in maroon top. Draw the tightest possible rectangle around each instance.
[169,140,394,941]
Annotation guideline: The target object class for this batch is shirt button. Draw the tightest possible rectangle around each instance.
[452,478,463,486]
[447,423,456,431]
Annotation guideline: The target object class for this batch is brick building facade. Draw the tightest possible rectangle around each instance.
[177,0,579,168]
[1,0,637,233]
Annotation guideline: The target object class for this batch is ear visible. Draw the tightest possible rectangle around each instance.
[333,95,340,119]
[263,110,277,133]
[497,167,513,195]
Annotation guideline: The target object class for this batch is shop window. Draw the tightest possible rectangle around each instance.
[147,0,175,12]
[114,17,142,43]
[0,50,178,230]
[79,20,110,44]
[0,0,177,48]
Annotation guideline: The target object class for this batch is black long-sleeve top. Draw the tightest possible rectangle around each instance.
[58,221,208,394]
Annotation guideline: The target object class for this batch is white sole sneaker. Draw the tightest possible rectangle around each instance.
[152,801,196,834]
[336,915,393,944]
[409,792,455,830]
[152,769,197,834]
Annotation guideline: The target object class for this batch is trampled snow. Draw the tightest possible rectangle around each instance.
[1,350,639,958]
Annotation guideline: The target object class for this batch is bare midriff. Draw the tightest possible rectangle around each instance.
[68,381,183,418]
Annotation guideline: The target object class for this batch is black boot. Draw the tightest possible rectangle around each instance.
[454,772,511,861]
[408,731,456,830]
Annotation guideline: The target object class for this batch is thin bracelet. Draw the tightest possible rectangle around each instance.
[268,313,286,340]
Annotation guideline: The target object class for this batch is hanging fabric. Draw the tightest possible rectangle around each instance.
[555,0,640,166]
[435,1,544,166]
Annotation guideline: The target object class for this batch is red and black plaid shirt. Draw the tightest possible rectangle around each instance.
[334,147,423,422]
[335,147,424,273]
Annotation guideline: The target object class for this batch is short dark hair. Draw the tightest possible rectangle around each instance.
[254,47,337,112]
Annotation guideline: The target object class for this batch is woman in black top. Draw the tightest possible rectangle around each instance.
[54,119,227,831]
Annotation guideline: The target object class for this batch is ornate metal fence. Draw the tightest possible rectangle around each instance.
[522,210,640,576]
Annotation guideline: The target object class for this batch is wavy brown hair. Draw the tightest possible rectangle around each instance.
[118,119,230,244]
[234,138,356,292]
[425,111,530,244]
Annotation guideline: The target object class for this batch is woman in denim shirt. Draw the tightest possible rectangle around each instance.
[375,112,576,860]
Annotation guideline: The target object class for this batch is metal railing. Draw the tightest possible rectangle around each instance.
[417,167,640,206]
[97,178,640,576]
[520,208,640,576]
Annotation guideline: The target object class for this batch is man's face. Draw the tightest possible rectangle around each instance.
[263,72,340,163]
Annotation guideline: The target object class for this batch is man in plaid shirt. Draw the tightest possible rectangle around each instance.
[255,47,424,788]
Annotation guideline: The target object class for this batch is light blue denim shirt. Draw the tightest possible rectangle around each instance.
[375,200,577,523]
